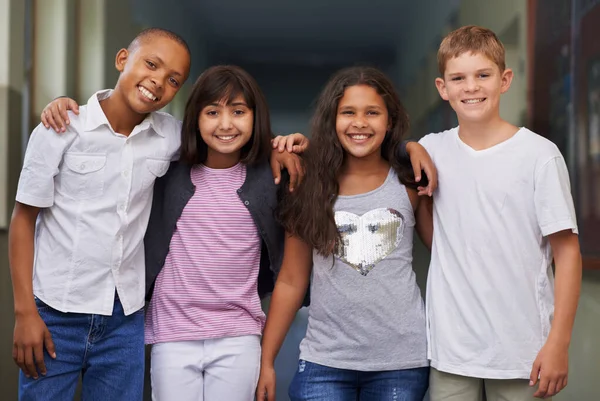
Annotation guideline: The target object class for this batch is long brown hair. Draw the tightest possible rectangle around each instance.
[278,66,416,256]
[179,65,272,166]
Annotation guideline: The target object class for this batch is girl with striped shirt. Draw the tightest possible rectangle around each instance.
[144,65,302,401]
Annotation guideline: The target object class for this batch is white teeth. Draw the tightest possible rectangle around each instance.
[217,135,236,140]
[463,98,484,104]
[138,86,157,101]
[349,134,369,140]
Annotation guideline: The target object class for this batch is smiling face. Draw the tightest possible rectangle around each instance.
[435,51,513,125]
[335,84,390,161]
[198,94,254,164]
[114,35,190,115]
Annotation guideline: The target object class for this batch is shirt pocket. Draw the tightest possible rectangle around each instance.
[142,157,171,189]
[59,152,107,200]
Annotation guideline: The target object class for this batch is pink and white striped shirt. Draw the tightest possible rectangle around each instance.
[145,162,264,344]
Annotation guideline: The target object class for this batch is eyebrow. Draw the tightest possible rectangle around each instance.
[148,54,183,77]
[339,104,384,109]
[448,68,494,76]
[207,101,249,107]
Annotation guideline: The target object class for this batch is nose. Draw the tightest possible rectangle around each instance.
[465,76,479,92]
[150,74,164,90]
[351,114,367,129]
[219,113,233,130]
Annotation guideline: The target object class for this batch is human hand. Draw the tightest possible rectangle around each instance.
[13,311,56,379]
[270,149,304,192]
[406,142,437,196]
[529,340,569,398]
[272,133,309,154]
[256,363,277,401]
[41,97,79,133]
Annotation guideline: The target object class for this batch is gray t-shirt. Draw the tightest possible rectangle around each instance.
[299,168,428,371]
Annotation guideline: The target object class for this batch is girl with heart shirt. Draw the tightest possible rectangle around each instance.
[257,66,434,401]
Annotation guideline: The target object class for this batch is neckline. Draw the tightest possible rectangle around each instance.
[195,162,243,174]
[455,126,524,155]
[337,167,395,199]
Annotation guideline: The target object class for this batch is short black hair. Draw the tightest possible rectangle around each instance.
[180,65,273,166]
[127,27,190,57]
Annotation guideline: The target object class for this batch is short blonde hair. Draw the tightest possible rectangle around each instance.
[438,25,506,76]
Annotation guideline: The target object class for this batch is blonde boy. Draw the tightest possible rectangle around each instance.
[420,25,581,401]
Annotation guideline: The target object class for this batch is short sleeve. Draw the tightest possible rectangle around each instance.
[534,156,578,236]
[418,133,437,154]
[16,124,76,208]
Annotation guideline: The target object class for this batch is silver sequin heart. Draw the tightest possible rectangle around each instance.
[335,208,404,276]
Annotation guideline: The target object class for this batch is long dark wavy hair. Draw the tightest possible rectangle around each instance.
[179,65,272,166]
[278,66,416,256]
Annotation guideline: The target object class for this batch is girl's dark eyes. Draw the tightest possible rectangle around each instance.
[146,60,156,69]
[340,110,380,115]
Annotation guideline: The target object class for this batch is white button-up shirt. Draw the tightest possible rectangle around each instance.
[16,90,181,315]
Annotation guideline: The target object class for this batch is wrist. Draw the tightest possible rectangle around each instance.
[546,332,571,349]
[260,355,276,369]
[14,304,37,317]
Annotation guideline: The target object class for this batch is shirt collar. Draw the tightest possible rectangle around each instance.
[83,89,163,137]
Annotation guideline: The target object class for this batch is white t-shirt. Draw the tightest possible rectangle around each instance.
[420,126,578,379]
[16,90,181,315]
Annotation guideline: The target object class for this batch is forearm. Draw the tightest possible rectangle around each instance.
[261,280,308,367]
[548,237,582,346]
[396,140,411,161]
[8,205,39,316]
[415,197,433,250]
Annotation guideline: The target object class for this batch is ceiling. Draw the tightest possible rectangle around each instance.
[132,0,461,86]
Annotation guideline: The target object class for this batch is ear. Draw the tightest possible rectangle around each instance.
[115,48,129,73]
[500,68,514,94]
[435,77,449,101]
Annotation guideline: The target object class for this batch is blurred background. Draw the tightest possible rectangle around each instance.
[0,0,598,400]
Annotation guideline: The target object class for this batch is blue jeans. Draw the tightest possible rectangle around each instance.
[289,360,429,401]
[19,296,145,401]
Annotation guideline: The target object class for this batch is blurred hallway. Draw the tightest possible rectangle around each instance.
[0,1,599,400]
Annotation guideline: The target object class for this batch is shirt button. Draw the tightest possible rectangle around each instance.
[118,204,125,212]
[79,163,86,170]
[123,170,129,178]
[244,200,250,205]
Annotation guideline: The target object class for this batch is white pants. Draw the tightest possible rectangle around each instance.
[150,335,261,401]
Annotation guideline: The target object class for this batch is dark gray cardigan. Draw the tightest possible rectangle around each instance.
[144,161,286,303]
